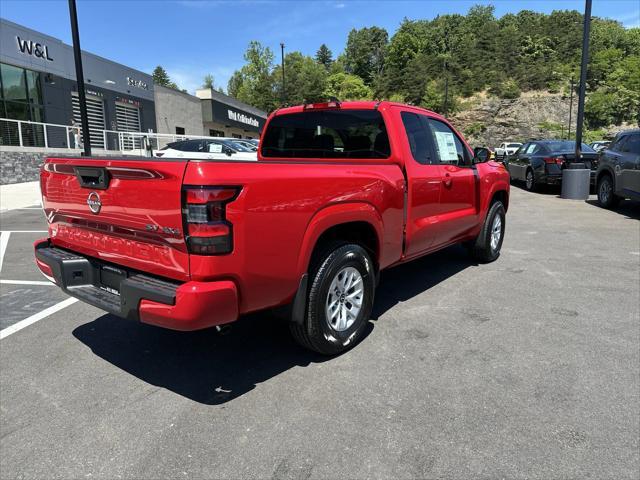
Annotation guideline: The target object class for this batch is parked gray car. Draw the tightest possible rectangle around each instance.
[595,129,640,208]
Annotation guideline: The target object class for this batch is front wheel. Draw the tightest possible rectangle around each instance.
[290,243,375,355]
[597,174,620,209]
[468,201,506,263]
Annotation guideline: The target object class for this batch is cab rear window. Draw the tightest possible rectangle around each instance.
[261,109,390,159]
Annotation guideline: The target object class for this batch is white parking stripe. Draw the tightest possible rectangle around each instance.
[0,279,54,286]
[0,297,78,340]
[0,231,10,273]
[0,230,47,233]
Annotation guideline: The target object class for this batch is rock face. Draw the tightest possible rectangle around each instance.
[451,91,577,147]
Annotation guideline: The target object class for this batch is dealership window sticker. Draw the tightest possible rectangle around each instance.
[435,131,458,163]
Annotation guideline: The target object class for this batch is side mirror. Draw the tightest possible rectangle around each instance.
[473,147,490,163]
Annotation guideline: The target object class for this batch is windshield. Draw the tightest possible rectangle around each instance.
[545,141,595,153]
[261,109,390,159]
[507,143,521,148]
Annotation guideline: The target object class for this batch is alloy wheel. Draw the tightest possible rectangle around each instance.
[325,266,363,332]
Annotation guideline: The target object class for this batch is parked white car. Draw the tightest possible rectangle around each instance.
[495,142,523,159]
[155,139,257,161]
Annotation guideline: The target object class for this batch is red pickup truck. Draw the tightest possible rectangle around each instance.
[35,101,510,354]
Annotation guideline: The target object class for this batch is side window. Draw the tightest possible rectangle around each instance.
[180,140,203,152]
[621,134,640,155]
[610,135,627,152]
[207,141,223,153]
[525,143,538,155]
[401,112,434,165]
[427,119,470,166]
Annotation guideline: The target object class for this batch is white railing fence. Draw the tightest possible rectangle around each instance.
[0,117,219,155]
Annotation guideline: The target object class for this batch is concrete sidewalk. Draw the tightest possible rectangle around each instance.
[0,182,41,211]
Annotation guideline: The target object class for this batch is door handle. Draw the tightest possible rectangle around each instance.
[442,173,452,188]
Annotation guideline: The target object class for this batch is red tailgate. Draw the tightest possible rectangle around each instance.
[41,157,190,281]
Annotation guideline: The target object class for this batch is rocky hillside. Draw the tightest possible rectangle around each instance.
[451,91,633,148]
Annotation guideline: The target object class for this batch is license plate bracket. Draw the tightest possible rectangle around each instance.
[99,265,127,295]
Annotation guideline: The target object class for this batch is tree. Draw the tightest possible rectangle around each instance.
[344,27,389,84]
[152,66,171,87]
[226,41,277,111]
[316,44,333,69]
[324,73,372,100]
[202,74,215,89]
[279,52,328,105]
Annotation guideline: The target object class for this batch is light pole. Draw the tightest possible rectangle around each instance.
[568,76,575,140]
[280,42,286,105]
[443,62,449,116]
[574,0,592,162]
[68,0,91,156]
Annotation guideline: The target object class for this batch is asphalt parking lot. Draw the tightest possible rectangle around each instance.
[1,187,639,479]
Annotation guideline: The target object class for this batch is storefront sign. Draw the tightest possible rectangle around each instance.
[127,77,148,90]
[227,109,259,127]
[16,36,53,61]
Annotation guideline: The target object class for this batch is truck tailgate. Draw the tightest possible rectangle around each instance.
[41,157,190,281]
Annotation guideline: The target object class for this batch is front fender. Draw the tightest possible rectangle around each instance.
[296,202,383,277]
[477,162,511,214]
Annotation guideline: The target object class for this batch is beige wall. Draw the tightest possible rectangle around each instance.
[154,85,204,135]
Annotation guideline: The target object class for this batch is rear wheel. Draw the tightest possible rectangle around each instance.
[525,169,536,192]
[597,174,620,209]
[469,201,506,263]
[290,243,375,355]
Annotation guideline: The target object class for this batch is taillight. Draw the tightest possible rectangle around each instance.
[183,186,240,255]
[544,156,564,165]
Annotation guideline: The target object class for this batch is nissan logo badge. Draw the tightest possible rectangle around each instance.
[87,191,101,214]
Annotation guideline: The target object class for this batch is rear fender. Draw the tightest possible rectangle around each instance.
[296,202,383,278]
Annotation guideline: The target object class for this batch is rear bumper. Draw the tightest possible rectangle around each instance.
[34,239,238,331]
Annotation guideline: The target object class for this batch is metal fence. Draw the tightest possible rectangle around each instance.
[0,117,218,155]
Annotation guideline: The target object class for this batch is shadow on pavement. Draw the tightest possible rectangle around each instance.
[372,245,474,319]
[73,246,472,405]
[585,199,640,220]
[73,313,341,405]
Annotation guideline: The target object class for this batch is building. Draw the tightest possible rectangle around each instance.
[197,88,266,139]
[0,18,156,148]
[154,85,204,136]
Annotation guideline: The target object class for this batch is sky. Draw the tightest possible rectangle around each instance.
[1,0,639,94]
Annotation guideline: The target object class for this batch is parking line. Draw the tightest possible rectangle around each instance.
[0,279,54,286]
[0,231,9,273]
[0,230,47,233]
[0,297,78,340]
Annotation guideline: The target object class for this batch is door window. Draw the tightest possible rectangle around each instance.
[621,134,640,155]
[610,135,628,152]
[525,143,538,155]
[427,119,471,166]
[179,140,204,152]
[401,112,434,165]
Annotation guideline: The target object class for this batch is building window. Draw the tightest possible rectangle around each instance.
[175,126,185,135]
[0,62,45,122]
[209,129,224,137]
[232,133,242,139]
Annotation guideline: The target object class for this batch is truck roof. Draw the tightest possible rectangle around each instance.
[272,100,445,120]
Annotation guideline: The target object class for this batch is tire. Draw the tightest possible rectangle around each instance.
[289,243,375,355]
[524,168,537,192]
[597,173,620,209]
[469,201,506,263]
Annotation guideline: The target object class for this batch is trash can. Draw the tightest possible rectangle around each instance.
[561,163,591,200]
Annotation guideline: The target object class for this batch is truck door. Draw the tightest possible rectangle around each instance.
[400,111,442,257]
[426,118,478,246]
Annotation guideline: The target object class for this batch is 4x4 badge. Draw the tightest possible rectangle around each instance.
[87,192,101,214]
